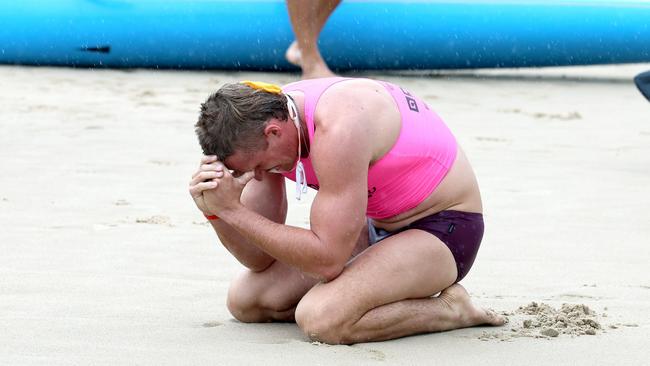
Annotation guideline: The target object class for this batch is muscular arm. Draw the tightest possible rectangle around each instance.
[217,94,373,281]
[210,171,287,272]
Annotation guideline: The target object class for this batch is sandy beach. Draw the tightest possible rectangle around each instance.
[1,64,649,365]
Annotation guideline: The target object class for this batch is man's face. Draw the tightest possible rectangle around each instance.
[224,148,278,181]
[224,120,298,181]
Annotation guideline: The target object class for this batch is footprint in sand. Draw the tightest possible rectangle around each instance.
[363,348,386,361]
[148,159,174,166]
[476,136,510,143]
[138,90,156,98]
[135,215,172,226]
[498,108,582,121]
[202,321,223,328]
[532,111,582,120]
[84,125,104,130]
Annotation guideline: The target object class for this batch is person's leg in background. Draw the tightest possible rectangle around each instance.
[285,0,341,79]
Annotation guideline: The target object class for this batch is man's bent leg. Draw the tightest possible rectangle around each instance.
[295,229,506,344]
[227,220,370,323]
[227,260,318,323]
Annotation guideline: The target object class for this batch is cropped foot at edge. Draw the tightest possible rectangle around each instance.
[285,41,302,67]
[285,41,336,80]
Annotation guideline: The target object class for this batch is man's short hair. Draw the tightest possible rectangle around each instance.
[195,83,289,160]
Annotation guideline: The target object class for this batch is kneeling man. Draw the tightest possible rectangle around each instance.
[189,78,505,344]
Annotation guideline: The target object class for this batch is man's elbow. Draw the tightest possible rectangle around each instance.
[312,254,348,282]
[317,264,344,282]
[310,240,356,281]
[243,256,275,273]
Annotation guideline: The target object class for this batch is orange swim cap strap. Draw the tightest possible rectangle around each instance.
[240,80,282,94]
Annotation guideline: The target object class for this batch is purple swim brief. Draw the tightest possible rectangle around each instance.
[368,210,484,282]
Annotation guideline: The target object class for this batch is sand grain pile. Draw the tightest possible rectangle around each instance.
[518,302,601,337]
[479,302,604,341]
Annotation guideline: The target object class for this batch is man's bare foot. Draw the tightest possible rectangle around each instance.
[285,41,302,67]
[438,284,507,328]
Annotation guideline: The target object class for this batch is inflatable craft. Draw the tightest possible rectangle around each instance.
[1,0,649,70]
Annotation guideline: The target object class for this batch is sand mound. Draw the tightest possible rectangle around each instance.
[518,302,601,336]
[479,302,603,341]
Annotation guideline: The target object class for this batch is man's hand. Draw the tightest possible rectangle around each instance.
[202,164,255,215]
[188,155,255,216]
[188,155,225,215]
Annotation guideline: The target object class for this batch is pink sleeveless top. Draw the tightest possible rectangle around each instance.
[282,77,457,220]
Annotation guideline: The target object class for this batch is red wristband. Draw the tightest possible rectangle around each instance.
[204,214,219,221]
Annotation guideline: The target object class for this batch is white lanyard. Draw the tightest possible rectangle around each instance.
[286,96,308,201]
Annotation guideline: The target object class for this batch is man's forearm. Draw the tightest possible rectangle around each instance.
[219,205,344,281]
[205,173,287,272]
[209,219,275,272]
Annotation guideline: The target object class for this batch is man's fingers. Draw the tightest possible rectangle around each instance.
[201,163,225,172]
[192,164,223,179]
[197,155,219,171]
[223,168,253,186]
[236,171,256,186]
[192,168,226,182]
[189,180,218,197]
[201,155,218,164]
[190,171,216,186]
[189,171,222,186]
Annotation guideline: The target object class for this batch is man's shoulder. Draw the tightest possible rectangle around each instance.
[309,82,377,173]
[319,78,384,100]
[314,79,387,125]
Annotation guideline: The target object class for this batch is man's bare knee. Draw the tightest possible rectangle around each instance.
[227,277,269,323]
[226,267,307,323]
[227,270,289,323]
[295,289,351,344]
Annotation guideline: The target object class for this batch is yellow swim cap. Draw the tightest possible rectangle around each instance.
[240,81,282,94]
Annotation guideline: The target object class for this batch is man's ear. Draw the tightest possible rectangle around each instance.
[263,121,282,137]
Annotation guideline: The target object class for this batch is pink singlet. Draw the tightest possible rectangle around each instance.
[282,77,457,220]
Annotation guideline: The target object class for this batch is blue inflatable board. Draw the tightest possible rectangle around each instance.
[1,0,649,70]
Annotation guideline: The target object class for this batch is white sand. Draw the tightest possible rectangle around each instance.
[1,64,649,365]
